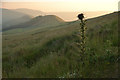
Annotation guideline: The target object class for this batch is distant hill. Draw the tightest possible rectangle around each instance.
[3,15,65,31]
[2,8,32,28]
[15,8,45,17]
[3,11,118,34]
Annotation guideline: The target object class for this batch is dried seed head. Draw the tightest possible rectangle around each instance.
[78,13,84,20]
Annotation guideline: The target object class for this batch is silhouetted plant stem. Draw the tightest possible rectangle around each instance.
[76,14,87,77]
[80,19,86,55]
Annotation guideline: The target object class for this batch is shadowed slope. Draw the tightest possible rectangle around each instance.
[2,8,32,28]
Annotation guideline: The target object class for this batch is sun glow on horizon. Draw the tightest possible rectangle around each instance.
[1,0,118,12]
[1,0,119,21]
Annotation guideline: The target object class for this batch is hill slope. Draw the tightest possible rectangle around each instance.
[2,12,119,78]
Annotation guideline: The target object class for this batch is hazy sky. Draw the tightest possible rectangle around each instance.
[1,0,119,12]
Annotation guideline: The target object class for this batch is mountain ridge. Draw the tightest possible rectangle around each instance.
[2,8,32,28]
[15,8,45,17]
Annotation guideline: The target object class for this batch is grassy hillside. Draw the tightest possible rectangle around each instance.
[2,12,119,78]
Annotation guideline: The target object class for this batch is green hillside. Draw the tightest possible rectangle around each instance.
[2,12,119,78]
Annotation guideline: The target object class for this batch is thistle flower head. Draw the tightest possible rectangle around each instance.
[78,13,84,20]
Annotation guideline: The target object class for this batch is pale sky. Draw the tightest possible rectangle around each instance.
[1,0,119,12]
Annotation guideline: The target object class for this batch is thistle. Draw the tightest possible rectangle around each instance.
[77,13,86,55]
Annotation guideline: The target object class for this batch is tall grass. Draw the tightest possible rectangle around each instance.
[2,17,118,78]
